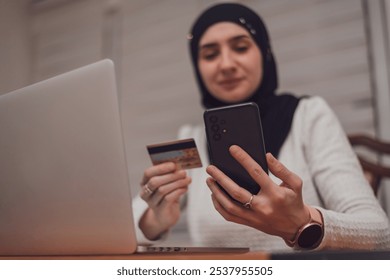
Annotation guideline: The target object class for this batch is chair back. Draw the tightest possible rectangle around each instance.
[348,134,390,195]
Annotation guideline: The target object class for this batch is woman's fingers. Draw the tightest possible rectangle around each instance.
[266,153,302,191]
[148,169,187,191]
[148,176,191,207]
[210,194,248,224]
[141,162,177,185]
[206,165,251,205]
[229,145,302,192]
[207,177,255,225]
[229,145,273,191]
[206,146,307,240]
[206,178,259,230]
[140,167,188,203]
[160,186,189,206]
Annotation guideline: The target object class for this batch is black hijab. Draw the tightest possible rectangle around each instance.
[188,3,300,158]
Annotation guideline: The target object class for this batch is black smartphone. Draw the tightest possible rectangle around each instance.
[204,102,268,195]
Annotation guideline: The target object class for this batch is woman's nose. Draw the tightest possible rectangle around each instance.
[219,50,236,72]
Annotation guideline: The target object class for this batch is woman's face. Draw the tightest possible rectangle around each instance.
[198,22,263,103]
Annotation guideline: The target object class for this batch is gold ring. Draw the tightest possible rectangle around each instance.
[243,194,254,209]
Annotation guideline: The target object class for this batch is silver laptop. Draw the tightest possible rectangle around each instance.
[0,59,248,256]
[0,59,137,255]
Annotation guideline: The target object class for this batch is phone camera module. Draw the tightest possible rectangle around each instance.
[210,116,218,123]
[211,124,219,132]
[213,133,221,141]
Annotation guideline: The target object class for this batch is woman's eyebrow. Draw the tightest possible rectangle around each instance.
[228,34,251,43]
[199,34,251,50]
[199,42,218,50]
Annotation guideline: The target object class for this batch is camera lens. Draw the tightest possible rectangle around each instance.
[211,124,219,132]
[213,133,221,141]
[210,116,218,123]
[220,119,226,125]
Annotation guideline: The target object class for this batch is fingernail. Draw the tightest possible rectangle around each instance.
[179,169,186,175]
[229,145,239,152]
[267,153,275,162]
[206,165,215,174]
[206,177,216,187]
[168,162,177,170]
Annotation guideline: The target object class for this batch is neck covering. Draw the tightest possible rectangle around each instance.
[188,3,301,158]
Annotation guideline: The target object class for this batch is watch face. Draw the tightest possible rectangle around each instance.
[297,224,323,249]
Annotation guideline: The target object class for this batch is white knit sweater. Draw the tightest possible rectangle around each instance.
[132,96,390,252]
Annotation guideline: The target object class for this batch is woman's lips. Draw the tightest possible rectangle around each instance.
[218,78,243,90]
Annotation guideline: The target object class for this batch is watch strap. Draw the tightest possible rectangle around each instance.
[285,206,324,250]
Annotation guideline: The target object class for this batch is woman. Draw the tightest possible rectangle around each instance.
[132,3,390,251]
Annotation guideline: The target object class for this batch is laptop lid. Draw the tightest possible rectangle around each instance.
[0,59,137,255]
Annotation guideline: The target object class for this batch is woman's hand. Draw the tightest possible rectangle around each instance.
[139,162,191,240]
[206,145,310,241]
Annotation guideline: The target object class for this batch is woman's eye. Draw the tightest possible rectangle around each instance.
[235,45,249,53]
[201,51,218,61]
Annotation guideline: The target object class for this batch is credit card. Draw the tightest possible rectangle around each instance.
[147,138,202,169]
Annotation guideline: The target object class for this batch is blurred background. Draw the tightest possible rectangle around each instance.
[1,0,390,218]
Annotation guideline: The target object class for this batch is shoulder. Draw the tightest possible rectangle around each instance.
[295,96,340,127]
[291,95,347,148]
[296,96,332,115]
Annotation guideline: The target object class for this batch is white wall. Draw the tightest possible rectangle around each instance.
[0,0,31,95]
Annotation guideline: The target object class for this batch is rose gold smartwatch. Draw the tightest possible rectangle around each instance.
[285,207,324,250]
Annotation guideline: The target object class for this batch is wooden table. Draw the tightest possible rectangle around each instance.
[0,251,269,260]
